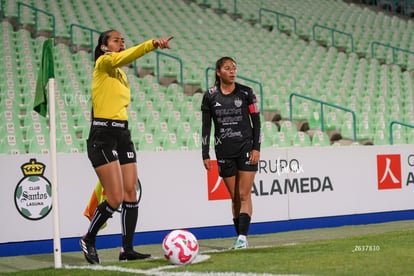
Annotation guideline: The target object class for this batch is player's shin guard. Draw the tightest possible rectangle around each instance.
[86,200,116,242]
[238,213,251,236]
[121,201,139,251]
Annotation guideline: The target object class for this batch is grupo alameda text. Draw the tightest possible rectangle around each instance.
[252,158,334,196]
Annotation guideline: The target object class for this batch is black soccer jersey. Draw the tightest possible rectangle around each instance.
[201,82,261,160]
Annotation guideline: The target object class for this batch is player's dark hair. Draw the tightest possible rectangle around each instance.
[214,56,236,87]
[94,29,116,62]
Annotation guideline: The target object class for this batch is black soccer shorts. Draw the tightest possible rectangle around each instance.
[217,151,258,178]
[87,119,136,168]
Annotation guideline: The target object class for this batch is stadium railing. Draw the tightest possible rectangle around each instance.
[389,120,414,144]
[258,8,297,34]
[155,51,183,87]
[312,24,355,53]
[371,41,414,70]
[17,2,55,42]
[289,93,357,142]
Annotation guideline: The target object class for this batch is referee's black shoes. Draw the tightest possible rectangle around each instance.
[80,237,100,264]
[119,249,151,261]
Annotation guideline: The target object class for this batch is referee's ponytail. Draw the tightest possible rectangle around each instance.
[94,30,116,62]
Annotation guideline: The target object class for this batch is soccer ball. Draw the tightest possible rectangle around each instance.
[162,229,199,265]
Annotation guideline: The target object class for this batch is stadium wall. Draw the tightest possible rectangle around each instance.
[1,145,414,257]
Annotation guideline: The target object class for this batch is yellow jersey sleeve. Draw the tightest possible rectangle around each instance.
[91,40,156,121]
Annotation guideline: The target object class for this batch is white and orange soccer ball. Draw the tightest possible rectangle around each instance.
[162,229,199,265]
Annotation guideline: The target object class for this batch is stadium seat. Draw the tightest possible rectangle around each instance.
[176,121,194,141]
[57,133,81,153]
[166,110,183,132]
[152,121,170,144]
[137,133,162,152]
[279,120,298,144]
[0,135,26,154]
[311,130,331,146]
[261,121,279,147]
[391,129,407,145]
[273,132,292,148]
[162,133,184,151]
[27,134,50,154]
[373,129,389,145]
[185,132,202,150]
[292,131,311,147]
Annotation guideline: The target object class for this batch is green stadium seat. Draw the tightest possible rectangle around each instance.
[311,130,331,146]
[0,135,26,154]
[373,130,389,145]
[176,121,193,141]
[166,110,183,132]
[279,120,298,144]
[292,131,311,147]
[185,132,202,150]
[152,121,170,144]
[162,133,184,151]
[137,133,164,152]
[273,132,292,148]
[57,133,81,153]
[27,134,50,154]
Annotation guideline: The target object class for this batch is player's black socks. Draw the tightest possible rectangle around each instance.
[85,200,116,242]
[233,217,240,235]
[238,213,251,236]
[121,201,139,251]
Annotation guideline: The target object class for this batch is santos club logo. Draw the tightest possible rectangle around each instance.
[377,154,402,190]
[14,159,53,220]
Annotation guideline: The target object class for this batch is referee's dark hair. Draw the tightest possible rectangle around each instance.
[215,56,236,86]
[94,29,116,62]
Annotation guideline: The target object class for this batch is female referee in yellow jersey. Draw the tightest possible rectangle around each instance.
[80,30,173,264]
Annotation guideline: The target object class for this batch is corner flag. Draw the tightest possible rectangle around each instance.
[34,39,55,117]
[84,180,108,230]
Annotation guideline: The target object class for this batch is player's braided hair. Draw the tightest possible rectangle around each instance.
[214,56,236,87]
[94,29,116,62]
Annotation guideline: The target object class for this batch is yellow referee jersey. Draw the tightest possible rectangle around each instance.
[91,39,156,120]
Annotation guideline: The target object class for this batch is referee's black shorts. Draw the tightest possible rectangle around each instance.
[87,118,136,168]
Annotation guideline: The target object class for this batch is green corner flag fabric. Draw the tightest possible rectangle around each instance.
[34,39,55,117]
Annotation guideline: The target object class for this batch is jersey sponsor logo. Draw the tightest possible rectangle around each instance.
[112,121,125,128]
[377,154,402,190]
[93,120,108,127]
[207,160,230,200]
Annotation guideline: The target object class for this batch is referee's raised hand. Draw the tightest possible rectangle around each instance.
[153,36,174,49]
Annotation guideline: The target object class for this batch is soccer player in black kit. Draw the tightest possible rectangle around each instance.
[201,56,261,249]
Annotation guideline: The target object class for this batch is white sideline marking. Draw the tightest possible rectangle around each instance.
[64,254,295,275]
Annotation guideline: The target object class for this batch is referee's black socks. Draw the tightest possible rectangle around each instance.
[85,200,116,243]
[121,201,139,251]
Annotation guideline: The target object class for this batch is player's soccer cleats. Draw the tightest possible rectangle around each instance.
[231,238,248,249]
[80,237,100,264]
[119,249,151,261]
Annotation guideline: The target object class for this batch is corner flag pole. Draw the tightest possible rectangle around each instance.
[34,39,62,268]
[48,77,62,268]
